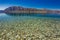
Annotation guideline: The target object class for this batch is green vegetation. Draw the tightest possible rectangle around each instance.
[0,18,60,40]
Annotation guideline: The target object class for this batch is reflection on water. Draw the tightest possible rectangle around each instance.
[0,13,60,21]
[0,13,7,16]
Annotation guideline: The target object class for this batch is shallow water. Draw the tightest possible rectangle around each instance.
[0,13,60,40]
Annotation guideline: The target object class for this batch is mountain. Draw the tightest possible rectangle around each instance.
[0,10,4,13]
[4,6,39,13]
[4,6,60,14]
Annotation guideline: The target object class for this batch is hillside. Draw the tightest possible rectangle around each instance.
[0,10,4,13]
[4,6,60,14]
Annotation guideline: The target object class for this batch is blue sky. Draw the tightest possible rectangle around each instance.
[0,0,60,10]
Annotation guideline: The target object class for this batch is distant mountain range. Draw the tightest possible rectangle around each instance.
[0,6,60,14]
[0,10,4,13]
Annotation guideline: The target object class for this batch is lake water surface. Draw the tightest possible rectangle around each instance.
[0,13,60,40]
[0,13,60,21]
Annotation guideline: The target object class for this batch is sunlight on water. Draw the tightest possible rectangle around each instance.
[0,13,7,16]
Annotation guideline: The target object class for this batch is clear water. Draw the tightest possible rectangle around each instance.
[0,13,60,21]
[0,13,60,40]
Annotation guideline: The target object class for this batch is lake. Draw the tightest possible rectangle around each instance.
[0,13,60,40]
[0,13,60,21]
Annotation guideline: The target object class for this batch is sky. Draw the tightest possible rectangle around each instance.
[0,0,60,10]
